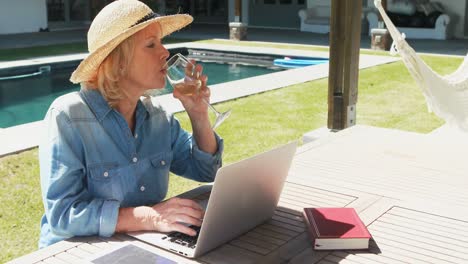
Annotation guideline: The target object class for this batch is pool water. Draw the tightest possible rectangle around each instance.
[0,61,282,128]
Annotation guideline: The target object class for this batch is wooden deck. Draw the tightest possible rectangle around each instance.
[8,125,468,263]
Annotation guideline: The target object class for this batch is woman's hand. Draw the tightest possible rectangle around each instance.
[116,197,204,236]
[172,59,217,154]
[149,197,204,236]
[173,60,210,121]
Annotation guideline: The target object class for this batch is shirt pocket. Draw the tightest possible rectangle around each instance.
[88,162,125,200]
[141,151,173,202]
[150,151,173,171]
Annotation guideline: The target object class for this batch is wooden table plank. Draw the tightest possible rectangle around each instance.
[198,244,264,264]
[288,248,331,264]
[289,126,468,205]
[76,243,102,255]
[263,233,311,263]
[267,219,305,233]
[332,251,407,264]
[229,239,272,255]
[54,252,88,264]
[10,126,468,263]
[273,210,303,222]
[236,234,279,250]
[41,257,68,264]
[82,237,113,249]
[7,240,83,264]
[376,214,468,238]
[241,230,286,246]
[66,247,93,259]
[271,214,305,228]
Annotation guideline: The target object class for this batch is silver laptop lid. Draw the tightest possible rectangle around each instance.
[194,141,297,257]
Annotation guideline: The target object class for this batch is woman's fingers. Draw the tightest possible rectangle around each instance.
[185,61,193,76]
[200,75,208,88]
[195,64,203,78]
[186,60,203,79]
[172,197,203,211]
[149,198,208,235]
[170,222,198,236]
[180,206,204,220]
[173,213,203,227]
[166,198,205,219]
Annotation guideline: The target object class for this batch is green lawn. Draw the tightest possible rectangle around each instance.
[0,38,391,62]
[0,45,462,263]
[0,38,194,61]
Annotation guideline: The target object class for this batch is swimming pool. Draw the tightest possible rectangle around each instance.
[0,61,283,128]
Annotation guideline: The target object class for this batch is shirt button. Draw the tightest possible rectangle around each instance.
[160,160,166,166]
[103,171,109,177]
[132,157,138,163]
[140,186,145,192]
[134,133,138,139]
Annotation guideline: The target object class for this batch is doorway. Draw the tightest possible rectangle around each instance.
[47,0,102,30]
[164,0,228,24]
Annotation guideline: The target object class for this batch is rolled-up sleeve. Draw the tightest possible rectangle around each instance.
[170,115,223,182]
[99,200,120,237]
[40,108,120,243]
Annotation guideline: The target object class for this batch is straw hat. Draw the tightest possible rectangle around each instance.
[70,0,193,83]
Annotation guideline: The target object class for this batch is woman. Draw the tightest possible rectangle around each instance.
[39,0,223,248]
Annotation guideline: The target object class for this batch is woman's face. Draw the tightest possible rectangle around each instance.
[125,22,169,94]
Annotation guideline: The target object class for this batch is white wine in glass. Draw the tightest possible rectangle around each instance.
[165,53,231,129]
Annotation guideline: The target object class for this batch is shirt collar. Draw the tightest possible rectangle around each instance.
[79,88,149,122]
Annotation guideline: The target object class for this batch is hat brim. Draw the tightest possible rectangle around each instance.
[70,14,193,84]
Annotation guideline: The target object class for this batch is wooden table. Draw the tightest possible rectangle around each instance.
[9,125,468,263]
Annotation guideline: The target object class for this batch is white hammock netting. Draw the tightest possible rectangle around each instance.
[374,0,468,131]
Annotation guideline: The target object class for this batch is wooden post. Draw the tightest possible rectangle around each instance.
[378,0,387,26]
[230,0,247,40]
[235,0,241,20]
[328,0,362,130]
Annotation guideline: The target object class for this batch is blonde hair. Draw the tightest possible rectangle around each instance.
[82,35,136,108]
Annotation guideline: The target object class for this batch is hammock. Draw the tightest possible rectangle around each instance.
[374,0,468,132]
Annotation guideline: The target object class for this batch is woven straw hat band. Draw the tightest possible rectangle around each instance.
[87,0,151,53]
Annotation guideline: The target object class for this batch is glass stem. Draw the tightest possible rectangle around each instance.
[203,98,220,116]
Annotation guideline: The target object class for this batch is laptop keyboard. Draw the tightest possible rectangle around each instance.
[163,225,201,249]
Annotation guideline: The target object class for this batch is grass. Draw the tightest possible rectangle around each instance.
[0,46,463,262]
[0,38,194,62]
[199,39,393,56]
[0,38,394,62]
[0,43,88,62]
[0,150,42,262]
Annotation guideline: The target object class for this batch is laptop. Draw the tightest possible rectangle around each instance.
[127,141,297,258]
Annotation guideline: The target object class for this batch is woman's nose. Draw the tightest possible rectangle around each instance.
[160,45,170,60]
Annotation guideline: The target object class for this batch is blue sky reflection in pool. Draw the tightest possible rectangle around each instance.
[0,61,283,128]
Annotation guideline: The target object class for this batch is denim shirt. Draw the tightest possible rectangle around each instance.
[38,88,223,248]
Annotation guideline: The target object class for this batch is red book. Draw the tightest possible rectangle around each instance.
[303,207,371,250]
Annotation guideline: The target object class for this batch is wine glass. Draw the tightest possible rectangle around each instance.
[165,53,231,129]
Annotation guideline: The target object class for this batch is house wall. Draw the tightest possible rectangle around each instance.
[248,1,305,29]
[0,0,47,34]
[307,0,330,7]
